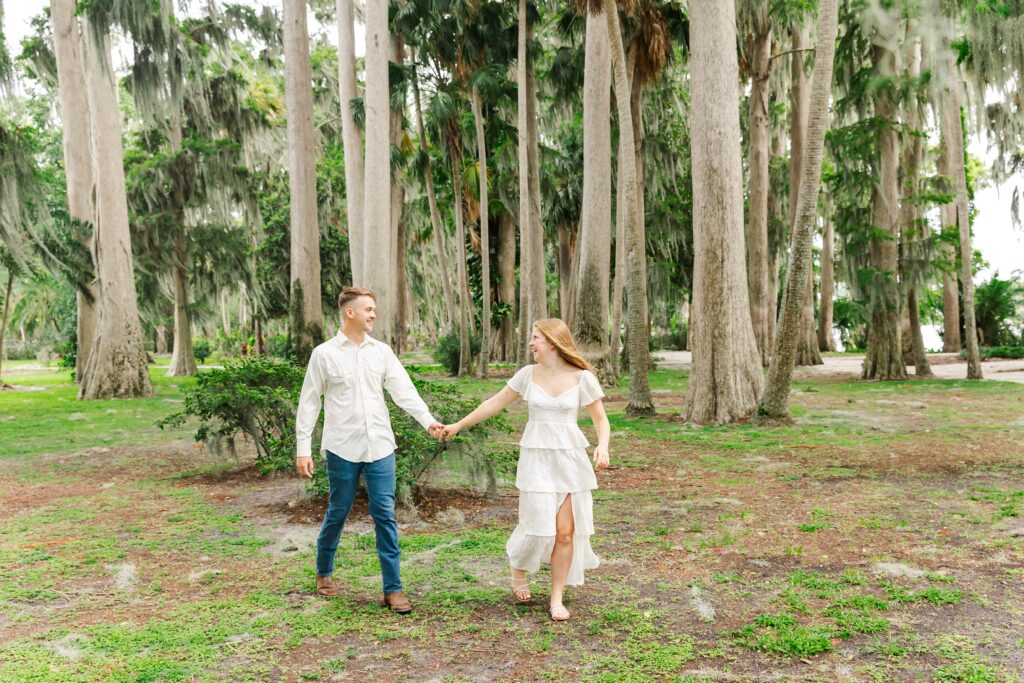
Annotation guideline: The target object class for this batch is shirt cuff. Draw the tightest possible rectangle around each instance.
[296,437,313,458]
[417,412,437,431]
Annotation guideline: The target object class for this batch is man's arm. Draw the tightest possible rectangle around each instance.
[295,349,325,477]
[382,347,440,434]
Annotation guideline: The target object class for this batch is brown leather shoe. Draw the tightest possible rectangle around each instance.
[383,591,413,614]
[316,575,342,597]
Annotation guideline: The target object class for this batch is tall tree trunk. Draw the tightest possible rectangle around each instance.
[155,325,167,354]
[450,137,473,377]
[220,289,231,337]
[526,17,546,327]
[907,288,932,375]
[77,24,152,399]
[166,121,196,377]
[767,130,784,350]
[167,233,197,376]
[862,44,907,381]
[51,0,96,384]
[789,24,821,367]
[412,56,456,331]
[284,0,323,364]
[747,23,773,366]
[0,270,12,383]
[497,210,517,361]
[937,131,961,351]
[608,47,638,376]
[517,0,543,363]
[605,0,653,415]
[684,0,765,423]
[391,36,406,352]
[573,7,613,374]
[362,0,393,345]
[942,61,981,378]
[818,212,836,351]
[558,225,573,323]
[899,38,931,377]
[472,87,491,378]
[761,0,839,417]
[337,0,364,285]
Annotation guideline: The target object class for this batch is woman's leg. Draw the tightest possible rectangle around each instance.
[549,494,575,613]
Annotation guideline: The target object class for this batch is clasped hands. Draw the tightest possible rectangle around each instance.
[427,422,461,441]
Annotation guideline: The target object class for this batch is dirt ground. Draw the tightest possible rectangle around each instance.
[1,370,1023,682]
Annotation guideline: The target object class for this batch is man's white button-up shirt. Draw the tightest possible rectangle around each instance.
[295,332,436,463]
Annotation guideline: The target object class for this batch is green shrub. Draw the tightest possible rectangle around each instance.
[962,345,1024,360]
[432,330,481,376]
[193,339,212,364]
[159,357,306,475]
[160,356,515,505]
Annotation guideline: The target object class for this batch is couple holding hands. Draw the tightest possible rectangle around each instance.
[295,287,611,621]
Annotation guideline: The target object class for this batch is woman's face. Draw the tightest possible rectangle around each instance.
[528,327,554,360]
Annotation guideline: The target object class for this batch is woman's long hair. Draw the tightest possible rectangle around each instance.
[532,318,595,373]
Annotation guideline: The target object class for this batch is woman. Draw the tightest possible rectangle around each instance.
[442,319,610,621]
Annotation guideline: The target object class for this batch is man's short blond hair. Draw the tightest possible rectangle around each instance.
[338,287,377,312]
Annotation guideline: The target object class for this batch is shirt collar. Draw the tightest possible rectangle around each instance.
[336,330,375,348]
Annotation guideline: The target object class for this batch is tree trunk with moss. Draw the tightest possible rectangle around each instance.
[862,44,906,381]
[77,24,152,399]
[51,0,97,383]
[684,0,765,423]
[284,0,323,364]
[942,60,982,379]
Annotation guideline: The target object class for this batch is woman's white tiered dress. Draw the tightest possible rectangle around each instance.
[504,365,605,586]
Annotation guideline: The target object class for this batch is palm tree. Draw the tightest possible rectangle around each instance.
[740,2,773,366]
[49,0,96,383]
[684,0,764,424]
[517,0,547,364]
[337,0,365,286]
[361,0,395,346]
[941,56,982,378]
[898,36,932,377]
[77,22,152,399]
[572,5,613,374]
[761,0,840,418]
[936,134,961,352]
[283,0,323,363]
[788,21,823,367]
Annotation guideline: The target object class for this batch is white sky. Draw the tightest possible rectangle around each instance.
[4,1,1021,282]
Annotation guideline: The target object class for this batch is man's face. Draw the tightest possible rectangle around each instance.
[345,296,376,332]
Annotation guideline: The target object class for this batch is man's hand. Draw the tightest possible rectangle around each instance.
[296,456,314,478]
[427,422,445,439]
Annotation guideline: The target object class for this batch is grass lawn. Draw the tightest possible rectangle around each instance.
[0,363,1022,681]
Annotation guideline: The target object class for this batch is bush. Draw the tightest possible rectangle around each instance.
[432,330,481,376]
[962,345,1024,360]
[264,334,290,359]
[160,356,515,506]
[651,328,688,351]
[159,357,307,475]
[193,339,212,364]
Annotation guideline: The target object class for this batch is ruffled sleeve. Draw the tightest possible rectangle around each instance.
[578,370,605,407]
[506,365,533,396]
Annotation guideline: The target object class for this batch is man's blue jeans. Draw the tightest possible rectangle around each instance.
[316,451,402,594]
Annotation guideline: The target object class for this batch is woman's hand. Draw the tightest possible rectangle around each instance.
[592,444,610,472]
[442,422,463,440]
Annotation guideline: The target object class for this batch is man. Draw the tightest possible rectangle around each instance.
[296,287,444,613]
